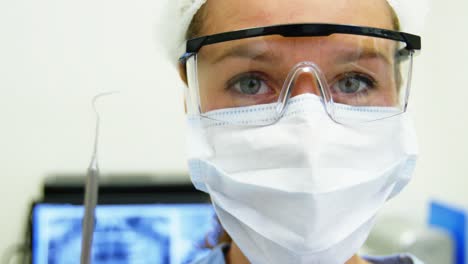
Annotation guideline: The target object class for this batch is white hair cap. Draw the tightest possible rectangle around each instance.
[159,0,430,67]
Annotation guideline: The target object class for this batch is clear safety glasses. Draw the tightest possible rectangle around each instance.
[180,24,421,125]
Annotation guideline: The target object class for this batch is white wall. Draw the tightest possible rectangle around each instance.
[0,0,467,257]
[0,0,188,254]
[383,0,468,222]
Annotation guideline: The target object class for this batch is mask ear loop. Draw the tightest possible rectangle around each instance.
[275,61,336,122]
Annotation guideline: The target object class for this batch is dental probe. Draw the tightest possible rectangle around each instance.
[80,92,116,264]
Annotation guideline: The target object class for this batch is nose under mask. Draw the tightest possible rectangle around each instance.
[186,92,418,264]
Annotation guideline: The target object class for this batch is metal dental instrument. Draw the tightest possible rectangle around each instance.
[80,92,117,264]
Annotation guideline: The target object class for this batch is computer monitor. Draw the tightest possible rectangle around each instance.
[32,203,217,264]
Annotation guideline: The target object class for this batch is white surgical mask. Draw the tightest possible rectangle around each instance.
[187,94,418,264]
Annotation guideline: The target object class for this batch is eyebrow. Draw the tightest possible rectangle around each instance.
[208,42,394,65]
[209,43,280,64]
[336,46,394,65]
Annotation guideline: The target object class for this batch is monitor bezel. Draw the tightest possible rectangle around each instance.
[30,183,212,264]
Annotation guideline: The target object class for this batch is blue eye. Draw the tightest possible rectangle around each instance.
[332,74,375,95]
[229,74,271,95]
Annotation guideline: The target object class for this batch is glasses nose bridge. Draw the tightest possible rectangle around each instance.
[282,62,327,99]
[290,69,322,97]
[275,61,335,120]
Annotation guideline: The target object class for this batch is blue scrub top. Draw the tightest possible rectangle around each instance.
[192,244,424,264]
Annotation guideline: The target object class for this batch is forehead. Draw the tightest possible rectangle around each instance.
[201,34,396,66]
[200,0,395,35]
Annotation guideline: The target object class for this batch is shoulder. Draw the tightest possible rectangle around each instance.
[191,247,424,264]
[364,254,424,264]
[190,244,229,264]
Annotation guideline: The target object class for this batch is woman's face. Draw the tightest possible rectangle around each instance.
[193,0,401,113]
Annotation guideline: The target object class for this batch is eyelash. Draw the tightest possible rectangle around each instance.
[333,72,377,91]
[226,72,272,91]
[225,71,378,95]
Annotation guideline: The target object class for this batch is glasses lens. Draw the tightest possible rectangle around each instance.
[186,33,413,125]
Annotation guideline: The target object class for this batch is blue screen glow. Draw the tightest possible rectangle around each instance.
[32,203,216,264]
